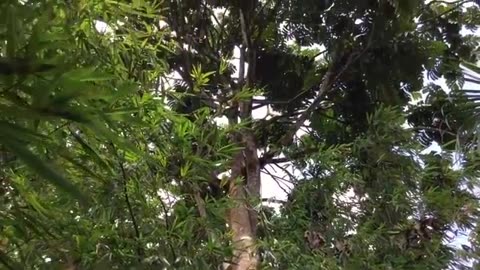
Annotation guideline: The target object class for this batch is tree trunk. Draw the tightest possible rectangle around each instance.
[226,6,261,268]
[227,135,261,270]
[226,98,260,269]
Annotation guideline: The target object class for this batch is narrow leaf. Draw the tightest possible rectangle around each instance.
[0,136,88,204]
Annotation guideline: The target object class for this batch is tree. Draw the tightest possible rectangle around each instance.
[0,0,479,269]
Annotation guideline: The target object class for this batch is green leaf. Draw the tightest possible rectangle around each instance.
[180,161,192,177]
[0,250,23,270]
[0,136,88,204]
[0,121,50,144]
[86,119,142,156]
[5,3,18,58]
[69,128,113,172]
[63,67,115,82]
[58,151,106,181]
[25,194,51,218]
[462,60,480,74]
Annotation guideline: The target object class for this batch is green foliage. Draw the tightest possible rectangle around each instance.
[268,107,478,269]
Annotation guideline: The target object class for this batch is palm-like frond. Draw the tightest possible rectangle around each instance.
[460,62,480,151]
[415,61,480,152]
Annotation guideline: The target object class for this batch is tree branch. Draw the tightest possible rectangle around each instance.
[410,126,457,136]
[419,0,471,25]
[260,146,321,168]
[262,166,292,195]
[145,162,177,262]
[278,58,338,146]
[111,143,144,261]
[261,198,287,204]
[277,24,376,147]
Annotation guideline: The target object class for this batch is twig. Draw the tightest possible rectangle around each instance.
[312,49,328,59]
[193,189,215,241]
[419,0,471,25]
[48,122,71,135]
[262,166,292,195]
[261,198,287,204]
[278,24,376,146]
[410,126,457,136]
[238,45,246,89]
[145,162,177,262]
[253,0,282,44]
[110,143,144,260]
[264,157,291,165]
[272,163,298,184]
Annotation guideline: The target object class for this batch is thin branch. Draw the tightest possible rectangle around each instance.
[239,10,251,50]
[48,122,71,135]
[203,2,228,51]
[252,98,299,105]
[238,45,246,89]
[277,56,339,145]
[253,0,283,47]
[265,157,291,165]
[422,0,468,11]
[315,110,347,124]
[193,189,215,241]
[111,143,144,260]
[260,146,321,168]
[261,198,287,204]
[145,162,177,262]
[262,166,292,195]
[252,103,268,110]
[255,0,275,21]
[260,152,297,169]
[410,126,457,136]
[312,49,328,59]
[260,110,304,124]
[278,24,376,146]
[271,163,298,184]
[419,0,471,25]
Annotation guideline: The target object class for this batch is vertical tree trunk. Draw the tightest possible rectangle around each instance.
[226,45,261,270]
[227,132,261,270]
[225,5,261,269]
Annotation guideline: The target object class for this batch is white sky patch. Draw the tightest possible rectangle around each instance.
[227,46,249,80]
[426,0,476,8]
[421,141,442,155]
[217,170,231,179]
[262,163,296,201]
[211,7,228,26]
[333,187,357,207]
[296,120,311,138]
[182,43,198,54]
[214,115,229,126]
[302,43,325,51]
[252,97,269,119]
[163,70,183,90]
[157,189,178,212]
[94,20,113,35]
[158,20,169,29]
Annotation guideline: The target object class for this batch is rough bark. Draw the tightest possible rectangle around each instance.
[227,151,258,270]
[226,127,261,269]
[226,6,261,268]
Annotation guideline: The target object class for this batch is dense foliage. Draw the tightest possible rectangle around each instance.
[1,0,480,269]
